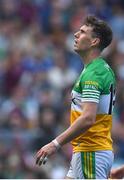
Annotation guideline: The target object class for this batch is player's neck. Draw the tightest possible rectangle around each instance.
[82,49,101,65]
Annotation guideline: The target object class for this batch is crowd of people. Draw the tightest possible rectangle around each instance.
[0,0,124,178]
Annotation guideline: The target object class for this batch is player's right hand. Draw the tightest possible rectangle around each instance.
[35,141,57,166]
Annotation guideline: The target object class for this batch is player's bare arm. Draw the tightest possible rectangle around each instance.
[36,102,98,166]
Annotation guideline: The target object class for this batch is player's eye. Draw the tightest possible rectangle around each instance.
[80,29,85,34]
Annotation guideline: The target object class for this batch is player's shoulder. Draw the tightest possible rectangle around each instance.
[91,57,115,78]
[81,57,115,87]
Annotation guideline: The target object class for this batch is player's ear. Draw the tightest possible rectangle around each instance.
[91,37,100,47]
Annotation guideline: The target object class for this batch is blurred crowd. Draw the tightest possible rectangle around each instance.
[0,0,124,178]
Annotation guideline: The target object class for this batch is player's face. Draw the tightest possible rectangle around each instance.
[74,25,94,54]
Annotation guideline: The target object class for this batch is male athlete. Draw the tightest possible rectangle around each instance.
[35,15,116,179]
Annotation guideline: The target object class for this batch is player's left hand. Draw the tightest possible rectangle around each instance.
[110,168,124,179]
[35,141,57,166]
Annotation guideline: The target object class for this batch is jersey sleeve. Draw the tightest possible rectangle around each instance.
[81,71,103,103]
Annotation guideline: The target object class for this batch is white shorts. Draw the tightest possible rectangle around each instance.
[67,150,114,179]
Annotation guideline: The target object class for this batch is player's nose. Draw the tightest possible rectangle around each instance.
[74,31,80,38]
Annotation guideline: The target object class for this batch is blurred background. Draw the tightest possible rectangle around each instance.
[0,0,124,178]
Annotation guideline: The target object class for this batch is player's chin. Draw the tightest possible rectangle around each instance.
[74,45,78,51]
[74,47,80,53]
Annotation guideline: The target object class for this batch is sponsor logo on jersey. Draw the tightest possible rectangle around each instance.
[84,81,99,86]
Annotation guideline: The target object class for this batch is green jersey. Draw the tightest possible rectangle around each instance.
[70,57,116,152]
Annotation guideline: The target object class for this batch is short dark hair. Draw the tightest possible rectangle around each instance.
[84,15,113,51]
